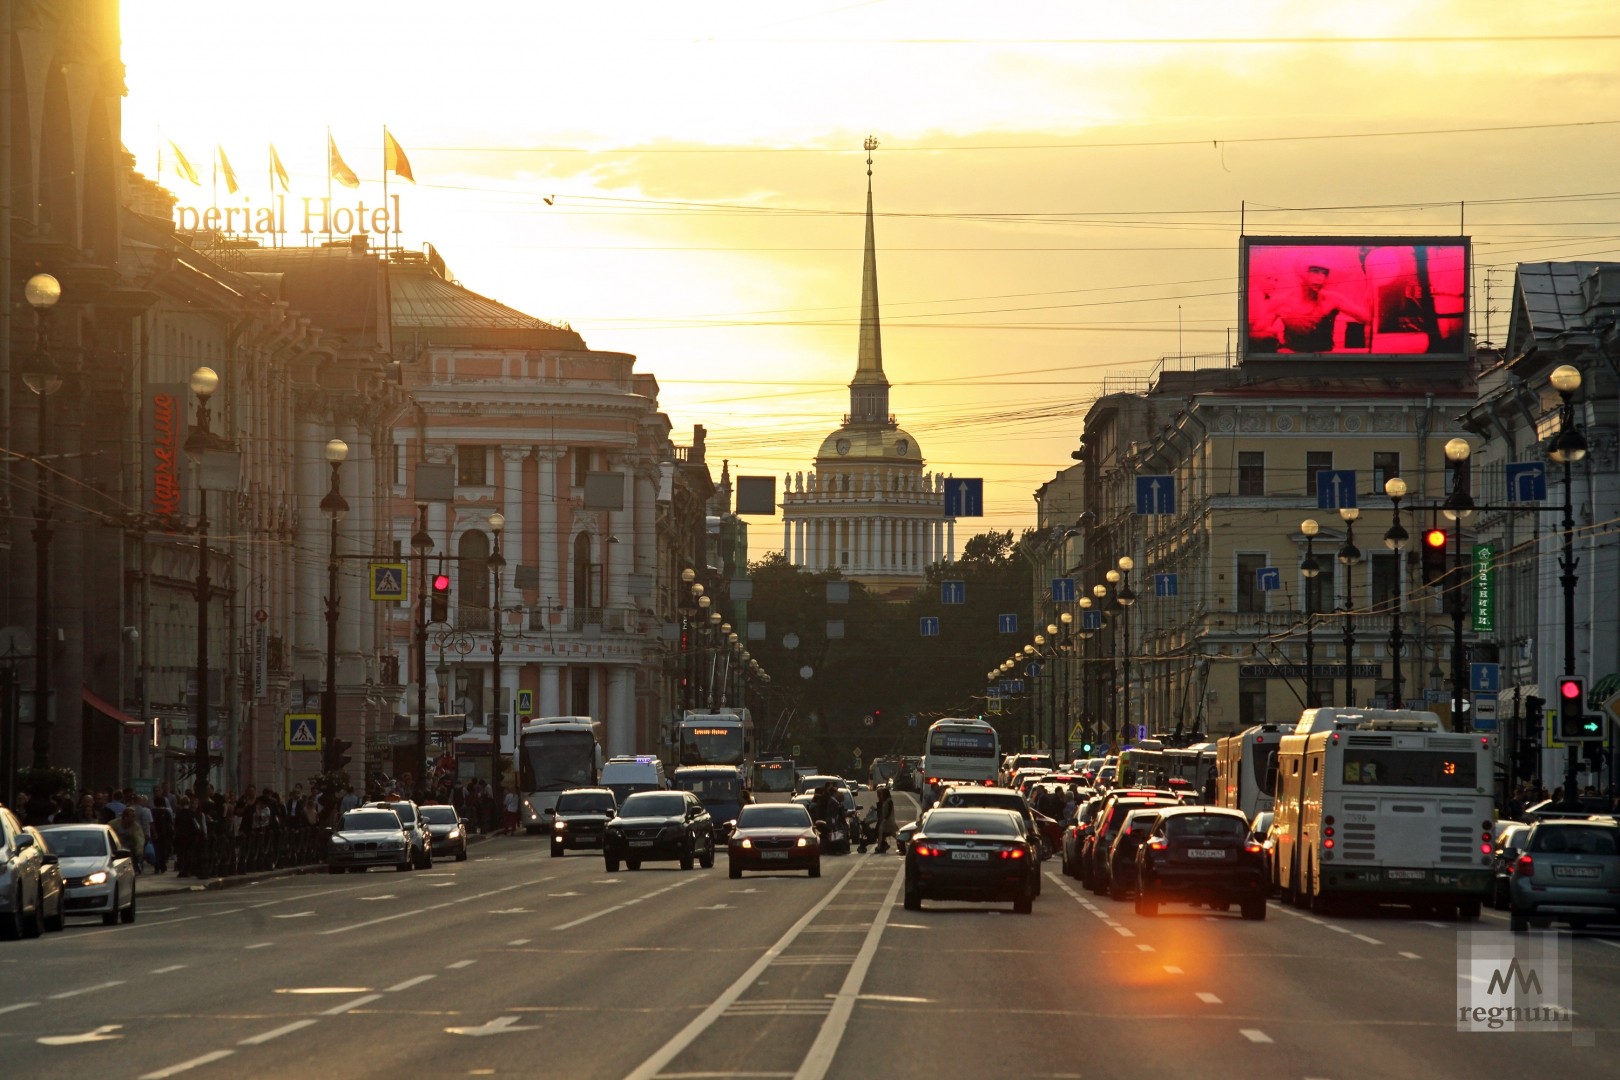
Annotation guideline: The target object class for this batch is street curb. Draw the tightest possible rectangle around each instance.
[137,831,501,896]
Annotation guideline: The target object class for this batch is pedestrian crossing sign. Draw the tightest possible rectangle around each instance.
[370,562,408,601]
[284,713,321,751]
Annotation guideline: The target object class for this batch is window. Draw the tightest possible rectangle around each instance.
[1372,451,1401,492]
[1236,553,1268,613]
[1304,451,1333,497]
[1369,552,1400,612]
[574,448,592,488]
[1238,452,1265,496]
[1238,678,1267,726]
[457,530,491,629]
[457,445,488,486]
[392,441,406,486]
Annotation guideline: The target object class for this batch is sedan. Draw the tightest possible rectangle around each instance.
[2,807,55,939]
[24,827,66,934]
[904,808,1039,914]
[603,791,715,872]
[728,803,821,878]
[1134,807,1268,920]
[1509,819,1620,933]
[38,824,137,925]
[419,805,469,862]
[326,808,414,873]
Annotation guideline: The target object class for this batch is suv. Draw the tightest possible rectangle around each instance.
[1508,818,1620,933]
[1135,807,1268,920]
[599,756,668,806]
[370,800,432,868]
[603,790,715,872]
[937,785,1045,893]
[551,787,618,857]
[1104,808,1163,900]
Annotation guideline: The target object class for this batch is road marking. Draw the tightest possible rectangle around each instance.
[447,1015,537,1036]
[1111,924,1136,937]
[358,895,398,901]
[429,882,456,887]
[1239,1029,1273,1044]
[321,993,383,1015]
[138,1050,236,1078]
[1196,992,1223,1004]
[48,980,125,1000]
[553,879,698,930]
[1327,925,1351,934]
[1136,944,1155,952]
[0,1002,39,1015]
[446,960,476,969]
[490,908,532,914]
[272,911,315,919]
[795,868,904,1080]
[698,903,732,910]
[1163,966,1184,975]
[507,939,531,946]
[1353,934,1383,945]
[1421,921,1448,928]
[150,965,187,974]
[1597,940,1620,950]
[548,891,582,897]
[144,906,177,913]
[245,943,273,950]
[238,1019,318,1045]
[37,1024,123,1045]
[1399,951,1422,959]
[320,878,551,935]
[386,975,436,992]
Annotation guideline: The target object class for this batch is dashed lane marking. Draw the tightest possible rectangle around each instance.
[1164,966,1184,975]
[386,975,436,992]
[48,980,125,1000]
[446,960,476,969]
[1399,951,1422,959]
[1239,1029,1274,1044]
[138,1049,236,1078]
[238,1020,318,1046]
[321,994,383,1016]
[1196,992,1223,1004]
[1353,934,1383,945]
[150,965,187,974]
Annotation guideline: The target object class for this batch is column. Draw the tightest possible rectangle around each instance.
[536,448,561,606]
[501,445,529,543]
[296,413,324,655]
[539,662,562,717]
[946,519,955,562]
[605,455,629,610]
[338,419,364,656]
[608,665,635,755]
[782,518,792,563]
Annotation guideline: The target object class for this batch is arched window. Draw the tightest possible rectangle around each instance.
[572,533,599,611]
[458,530,490,629]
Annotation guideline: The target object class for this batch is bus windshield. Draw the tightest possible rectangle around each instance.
[520,731,597,793]
[680,725,744,765]
[754,763,797,793]
[930,731,997,757]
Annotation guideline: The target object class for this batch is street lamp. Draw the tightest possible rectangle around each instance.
[1116,556,1136,743]
[320,438,349,775]
[22,273,61,770]
[1300,518,1321,708]
[1547,363,1587,806]
[411,502,435,787]
[180,366,227,800]
[1444,438,1473,732]
[488,513,507,819]
[1337,505,1362,708]
[1383,476,1409,708]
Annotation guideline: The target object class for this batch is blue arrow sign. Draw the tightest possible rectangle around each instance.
[1256,567,1282,592]
[943,478,984,517]
[1026,661,1043,678]
[1154,573,1178,597]
[1505,462,1547,504]
[1051,578,1077,604]
[919,617,940,637]
[1316,469,1358,511]
[941,580,966,605]
[1470,662,1500,694]
[1135,474,1175,515]
[997,614,1019,634]
[1081,610,1103,631]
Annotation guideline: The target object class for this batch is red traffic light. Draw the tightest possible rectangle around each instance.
[1559,678,1583,700]
[1423,528,1448,549]
[432,574,451,592]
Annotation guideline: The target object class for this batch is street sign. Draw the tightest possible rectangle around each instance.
[997,614,1018,634]
[1472,544,1495,633]
[863,715,874,727]
[1605,690,1620,726]
[1069,722,1085,743]
[1154,573,1178,597]
[1315,469,1358,511]
[1081,610,1103,631]
[1473,693,1499,730]
[1051,577,1077,603]
[792,744,800,757]
[941,580,966,605]
[1255,567,1282,592]
[1506,461,1548,503]
[1470,663,1500,694]
[908,715,917,728]
[943,478,984,518]
[1135,475,1175,515]
[1136,724,1148,741]
[517,689,534,716]
[369,562,408,601]
[284,713,321,751]
[1023,734,1035,750]
[1025,661,1043,678]
[919,617,940,637]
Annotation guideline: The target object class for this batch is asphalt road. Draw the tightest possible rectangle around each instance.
[2,790,1616,1079]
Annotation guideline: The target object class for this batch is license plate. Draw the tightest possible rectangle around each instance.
[629,840,654,847]
[1186,849,1226,859]
[953,851,990,861]
[762,851,789,860]
[1554,865,1600,879]
[1386,869,1425,880]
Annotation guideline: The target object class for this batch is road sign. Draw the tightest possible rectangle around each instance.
[919,617,940,637]
[1051,577,1077,603]
[792,744,800,757]
[1473,693,1499,730]
[1255,567,1282,592]
[1505,462,1547,503]
[1135,474,1175,515]
[941,580,966,605]
[1154,573,1177,597]
[943,478,984,517]
[1136,724,1148,741]
[1069,722,1085,743]
[369,562,408,601]
[908,715,917,728]
[863,715,874,727]
[284,713,320,751]
[517,689,534,716]
[1315,470,1358,511]
[998,614,1018,634]
[1022,734,1035,750]
[1026,661,1043,678]
[1470,663,1500,694]
[1081,610,1102,631]
[1605,691,1620,726]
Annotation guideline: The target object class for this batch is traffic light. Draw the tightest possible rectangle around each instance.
[325,736,353,775]
[1081,742,1093,754]
[1421,527,1449,585]
[430,572,450,622]
[1556,675,1594,740]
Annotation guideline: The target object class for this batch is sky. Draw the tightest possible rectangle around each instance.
[119,1,1620,556]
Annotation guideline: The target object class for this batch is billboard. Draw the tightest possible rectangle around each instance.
[1241,237,1469,360]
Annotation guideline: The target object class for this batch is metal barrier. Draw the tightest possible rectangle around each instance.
[181,826,329,879]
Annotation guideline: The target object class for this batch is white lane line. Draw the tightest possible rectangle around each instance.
[1399,951,1422,959]
[1239,1029,1274,1044]
[144,906,177,913]
[1111,925,1136,938]
[507,938,531,946]
[321,993,383,1016]
[319,877,552,935]
[1136,944,1155,952]
[138,1049,236,1078]
[555,905,625,930]
[1196,992,1223,1004]
[1596,939,1620,950]
[1421,921,1448,928]
[245,943,273,950]
[1326,925,1351,934]
[446,960,476,969]
[623,861,867,1080]
[49,980,125,1000]
[0,1002,39,1015]
[150,965,187,974]
[386,975,436,992]
[1353,934,1383,945]
[1164,966,1184,975]
[238,1019,318,1046]
[794,868,904,1080]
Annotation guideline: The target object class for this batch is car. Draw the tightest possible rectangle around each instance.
[1134,806,1269,920]
[1,806,54,938]
[1490,822,1531,910]
[796,774,849,796]
[419,804,469,862]
[1104,808,1163,900]
[904,807,1039,914]
[728,803,821,878]
[369,800,432,868]
[1062,794,1107,878]
[22,827,65,933]
[327,807,414,872]
[1521,797,1614,822]
[936,784,1048,893]
[1247,810,1277,885]
[603,790,715,872]
[1508,819,1620,933]
[791,789,858,854]
[550,787,618,857]
[1081,790,1175,891]
[38,823,138,925]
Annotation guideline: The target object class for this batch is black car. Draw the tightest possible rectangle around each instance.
[1105,808,1162,901]
[1490,822,1531,909]
[904,807,1039,914]
[551,788,617,857]
[1135,807,1268,920]
[603,791,715,872]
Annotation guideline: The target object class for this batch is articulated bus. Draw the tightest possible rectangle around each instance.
[678,709,755,771]
[1215,724,1285,820]
[1270,709,1494,918]
[922,718,1001,791]
[517,716,605,833]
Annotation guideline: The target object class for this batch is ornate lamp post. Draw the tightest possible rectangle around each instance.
[1300,518,1321,708]
[1337,506,1362,708]
[182,366,225,799]
[22,273,62,770]
[1546,364,1588,806]
[488,513,507,815]
[320,438,349,775]
[1383,476,1410,708]
[1443,438,1474,731]
[1116,556,1137,738]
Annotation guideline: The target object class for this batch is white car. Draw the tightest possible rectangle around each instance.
[39,824,137,925]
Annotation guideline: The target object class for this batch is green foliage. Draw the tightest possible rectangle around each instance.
[17,765,78,800]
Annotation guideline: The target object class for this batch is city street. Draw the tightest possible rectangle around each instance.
[2,794,1616,1079]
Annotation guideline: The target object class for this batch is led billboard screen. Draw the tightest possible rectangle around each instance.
[1241,237,1469,360]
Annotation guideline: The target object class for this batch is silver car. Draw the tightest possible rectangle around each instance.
[38,824,138,925]
[1,807,53,938]
[1509,819,1620,932]
[418,805,469,862]
[328,808,414,873]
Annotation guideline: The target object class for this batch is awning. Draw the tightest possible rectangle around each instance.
[83,686,145,734]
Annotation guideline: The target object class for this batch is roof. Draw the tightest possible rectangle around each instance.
[815,424,922,464]
[389,255,585,350]
[1507,260,1620,358]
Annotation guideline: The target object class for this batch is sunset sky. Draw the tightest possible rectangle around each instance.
[120,1,1620,555]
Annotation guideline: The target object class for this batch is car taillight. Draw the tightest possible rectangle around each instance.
[1244,841,1263,854]
[1515,854,1533,878]
[914,844,940,857]
[1147,839,1167,852]
[1000,847,1027,860]
[984,779,995,786]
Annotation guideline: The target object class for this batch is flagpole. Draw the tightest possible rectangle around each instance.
[382,124,389,255]
[325,125,333,241]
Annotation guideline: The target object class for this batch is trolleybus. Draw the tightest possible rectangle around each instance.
[922,718,1001,791]
[517,716,605,833]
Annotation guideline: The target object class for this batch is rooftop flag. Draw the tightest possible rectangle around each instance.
[328,133,360,189]
[169,141,200,185]
[217,146,239,194]
[384,129,414,183]
[269,143,290,191]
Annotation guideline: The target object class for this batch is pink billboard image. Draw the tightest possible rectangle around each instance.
[1243,239,1468,358]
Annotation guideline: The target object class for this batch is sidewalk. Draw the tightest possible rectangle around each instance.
[137,831,504,896]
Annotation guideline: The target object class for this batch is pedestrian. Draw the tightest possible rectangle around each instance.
[149,794,175,873]
[502,785,520,835]
[114,806,148,875]
[873,786,898,854]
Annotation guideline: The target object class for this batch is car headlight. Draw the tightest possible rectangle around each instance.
[796,837,809,848]
[553,820,567,831]
[447,827,462,838]
[330,837,350,849]
[523,799,536,814]
[84,870,109,886]
[739,838,753,849]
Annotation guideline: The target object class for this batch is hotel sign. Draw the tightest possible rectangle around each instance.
[173,194,403,238]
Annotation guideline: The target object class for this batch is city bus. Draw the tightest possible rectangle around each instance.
[678,709,755,771]
[922,718,1001,791]
[517,716,605,834]
[1162,742,1218,797]
[1115,739,1166,788]
[752,757,798,799]
[1270,709,1493,918]
[1215,723,1285,820]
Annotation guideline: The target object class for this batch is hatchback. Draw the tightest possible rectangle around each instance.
[1508,819,1620,933]
[38,824,137,925]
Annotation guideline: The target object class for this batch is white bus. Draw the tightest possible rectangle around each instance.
[922,718,1001,791]
[678,709,755,770]
[1162,742,1217,794]
[1115,739,1166,788]
[517,716,605,834]
[1215,724,1285,820]
[1270,709,1494,918]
